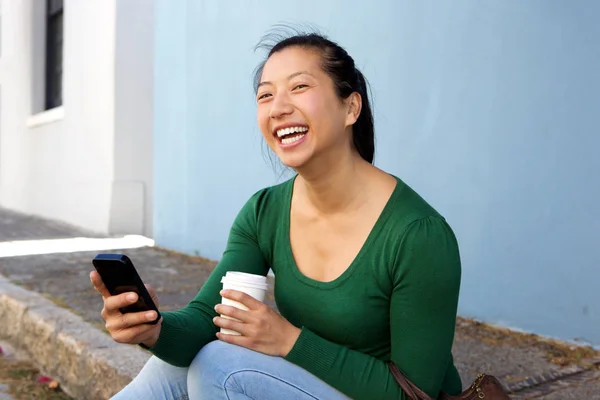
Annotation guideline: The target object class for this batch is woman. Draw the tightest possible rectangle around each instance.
[91,32,463,399]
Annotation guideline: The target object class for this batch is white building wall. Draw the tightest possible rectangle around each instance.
[111,0,154,237]
[0,0,153,236]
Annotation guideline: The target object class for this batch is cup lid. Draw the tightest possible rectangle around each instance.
[221,271,268,290]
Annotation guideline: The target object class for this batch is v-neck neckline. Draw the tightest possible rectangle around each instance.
[282,175,404,288]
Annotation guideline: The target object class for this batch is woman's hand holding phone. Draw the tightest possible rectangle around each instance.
[90,270,162,349]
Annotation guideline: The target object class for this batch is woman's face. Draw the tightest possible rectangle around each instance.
[256,46,359,170]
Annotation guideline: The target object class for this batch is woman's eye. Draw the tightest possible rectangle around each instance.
[257,93,272,101]
[293,84,308,91]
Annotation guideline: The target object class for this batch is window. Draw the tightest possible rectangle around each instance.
[45,0,63,110]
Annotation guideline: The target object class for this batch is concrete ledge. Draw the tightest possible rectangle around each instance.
[0,274,150,399]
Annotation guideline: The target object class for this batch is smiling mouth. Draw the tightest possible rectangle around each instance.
[275,126,309,145]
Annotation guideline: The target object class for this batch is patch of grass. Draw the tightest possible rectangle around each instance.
[0,355,72,399]
[456,317,599,367]
[9,369,31,379]
[41,293,70,309]
[153,246,218,267]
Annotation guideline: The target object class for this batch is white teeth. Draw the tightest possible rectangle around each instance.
[281,134,305,145]
[277,126,308,137]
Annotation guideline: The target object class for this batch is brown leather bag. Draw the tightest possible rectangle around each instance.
[388,362,512,399]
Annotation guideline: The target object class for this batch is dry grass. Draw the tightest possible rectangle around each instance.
[0,353,72,400]
[41,293,70,310]
[153,246,218,267]
[456,317,599,367]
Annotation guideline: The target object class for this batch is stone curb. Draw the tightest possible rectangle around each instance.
[0,274,150,399]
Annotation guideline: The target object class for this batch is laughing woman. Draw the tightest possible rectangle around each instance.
[91,31,463,400]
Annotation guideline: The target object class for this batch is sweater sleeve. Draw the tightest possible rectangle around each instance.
[148,191,270,367]
[284,216,462,399]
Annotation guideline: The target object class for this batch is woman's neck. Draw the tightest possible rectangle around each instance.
[295,151,373,215]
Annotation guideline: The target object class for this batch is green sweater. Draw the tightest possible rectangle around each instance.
[149,176,463,399]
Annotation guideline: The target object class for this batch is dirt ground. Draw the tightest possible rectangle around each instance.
[0,345,72,400]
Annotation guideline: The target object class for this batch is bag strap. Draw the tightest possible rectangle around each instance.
[387,362,435,400]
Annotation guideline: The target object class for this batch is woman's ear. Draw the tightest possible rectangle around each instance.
[345,92,362,127]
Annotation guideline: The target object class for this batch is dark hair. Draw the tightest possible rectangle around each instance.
[253,28,375,164]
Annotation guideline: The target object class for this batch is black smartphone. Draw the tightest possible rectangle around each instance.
[92,253,161,324]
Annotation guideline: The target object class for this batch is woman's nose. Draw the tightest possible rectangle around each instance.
[269,93,294,119]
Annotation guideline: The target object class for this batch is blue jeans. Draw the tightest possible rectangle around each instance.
[111,340,351,399]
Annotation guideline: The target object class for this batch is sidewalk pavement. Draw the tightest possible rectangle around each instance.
[0,207,598,399]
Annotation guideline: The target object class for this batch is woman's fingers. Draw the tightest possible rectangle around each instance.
[213,316,252,337]
[220,290,265,311]
[214,304,251,322]
[111,318,162,344]
[216,329,256,349]
[103,291,139,314]
[105,310,159,331]
[90,271,111,298]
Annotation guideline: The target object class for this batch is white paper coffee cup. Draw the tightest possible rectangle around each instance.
[220,271,269,335]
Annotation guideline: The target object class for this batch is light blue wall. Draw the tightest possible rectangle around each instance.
[154,1,600,345]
